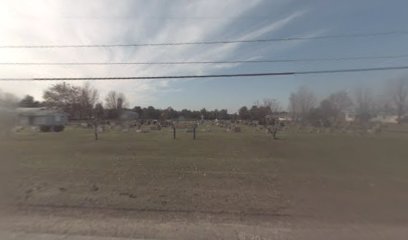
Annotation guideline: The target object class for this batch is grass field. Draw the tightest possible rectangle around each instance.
[1,124,408,238]
[3,126,284,216]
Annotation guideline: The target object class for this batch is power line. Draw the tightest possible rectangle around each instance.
[0,31,407,49]
[1,54,408,65]
[1,66,407,81]
[9,15,305,21]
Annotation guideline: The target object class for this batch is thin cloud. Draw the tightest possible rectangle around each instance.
[0,0,310,107]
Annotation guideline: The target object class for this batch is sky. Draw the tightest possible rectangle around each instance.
[0,0,408,112]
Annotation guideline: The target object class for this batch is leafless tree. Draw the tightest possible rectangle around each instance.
[354,87,375,122]
[79,82,99,119]
[389,78,408,123]
[289,86,316,122]
[326,90,353,115]
[262,98,282,113]
[104,91,117,110]
[104,91,128,110]
[92,103,104,141]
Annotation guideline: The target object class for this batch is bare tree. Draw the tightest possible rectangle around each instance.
[326,90,353,116]
[262,98,282,113]
[79,82,99,119]
[389,78,408,124]
[104,91,118,110]
[289,86,316,122]
[105,91,128,110]
[93,103,104,141]
[354,87,375,123]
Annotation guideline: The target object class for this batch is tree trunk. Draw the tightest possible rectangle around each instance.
[94,120,98,141]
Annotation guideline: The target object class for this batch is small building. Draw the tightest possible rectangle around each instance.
[266,112,292,123]
[119,110,139,121]
[345,112,356,122]
[370,114,399,124]
[16,108,68,132]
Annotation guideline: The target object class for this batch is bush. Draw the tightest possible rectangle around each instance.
[53,125,65,132]
[40,126,51,132]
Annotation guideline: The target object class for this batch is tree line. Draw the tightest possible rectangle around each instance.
[17,82,235,121]
[288,78,408,125]
[14,77,408,124]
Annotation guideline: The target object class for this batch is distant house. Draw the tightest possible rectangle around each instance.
[266,112,292,123]
[370,114,399,124]
[344,111,401,124]
[17,108,68,132]
[119,110,139,121]
[345,112,356,122]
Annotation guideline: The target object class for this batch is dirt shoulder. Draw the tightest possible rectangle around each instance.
[2,207,408,240]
